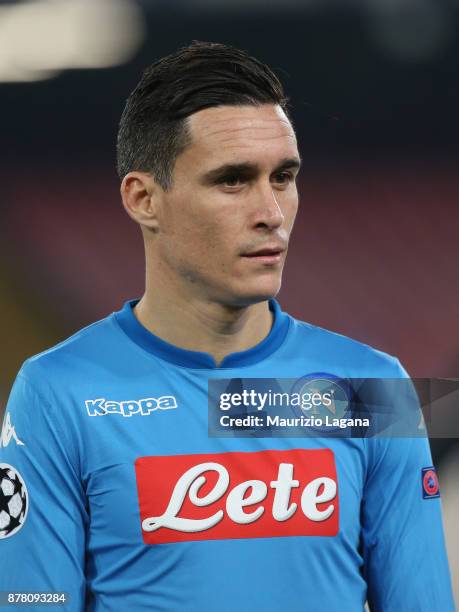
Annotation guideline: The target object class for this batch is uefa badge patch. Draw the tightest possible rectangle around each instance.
[0,463,28,538]
[421,467,440,499]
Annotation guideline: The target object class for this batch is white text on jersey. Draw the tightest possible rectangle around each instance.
[85,396,177,417]
[0,413,25,448]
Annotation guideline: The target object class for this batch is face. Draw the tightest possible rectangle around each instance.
[154,104,301,307]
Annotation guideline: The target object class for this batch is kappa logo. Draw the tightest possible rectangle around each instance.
[85,395,177,417]
[0,413,25,448]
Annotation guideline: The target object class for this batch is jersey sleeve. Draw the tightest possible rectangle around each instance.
[361,360,455,611]
[0,365,88,611]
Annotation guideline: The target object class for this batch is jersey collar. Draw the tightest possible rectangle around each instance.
[114,298,290,369]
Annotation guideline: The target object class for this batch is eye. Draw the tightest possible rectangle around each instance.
[218,175,246,189]
[223,175,241,187]
[272,171,293,185]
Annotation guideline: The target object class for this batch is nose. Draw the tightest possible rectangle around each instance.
[251,183,284,231]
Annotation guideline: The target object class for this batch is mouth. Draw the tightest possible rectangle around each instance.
[241,246,286,265]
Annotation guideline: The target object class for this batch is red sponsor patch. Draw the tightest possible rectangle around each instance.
[135,448,339,544]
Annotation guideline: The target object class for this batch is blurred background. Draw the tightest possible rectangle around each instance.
[0,0,458,602]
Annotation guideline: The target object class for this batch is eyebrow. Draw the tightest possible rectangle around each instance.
[200,157,302,185]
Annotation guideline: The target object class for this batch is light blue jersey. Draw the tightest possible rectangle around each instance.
[0,300,454,611]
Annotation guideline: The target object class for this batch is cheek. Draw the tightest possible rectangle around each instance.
[160,209,228,268]
[290,195,298,228]
[285,190,299,227]
[159,189,243,268]
[196,224,235,270]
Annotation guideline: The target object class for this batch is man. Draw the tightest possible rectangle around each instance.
[0,41,454,611]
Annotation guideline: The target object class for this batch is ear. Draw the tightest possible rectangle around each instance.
[120,171,160,230]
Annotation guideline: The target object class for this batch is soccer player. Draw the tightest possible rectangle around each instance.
[0,41,454,611]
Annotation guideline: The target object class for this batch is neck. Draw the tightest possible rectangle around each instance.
[134,288,273,367]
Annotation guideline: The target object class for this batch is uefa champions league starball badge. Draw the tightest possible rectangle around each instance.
[0,463,28,538]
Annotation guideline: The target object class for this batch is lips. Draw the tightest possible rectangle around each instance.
[240,245,286,265]
[241,246,286,257]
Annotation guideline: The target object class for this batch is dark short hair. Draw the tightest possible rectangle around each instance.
[116,40,291,190]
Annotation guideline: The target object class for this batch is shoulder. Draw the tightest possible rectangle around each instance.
[285,314,408,378]
[18,311,120,391]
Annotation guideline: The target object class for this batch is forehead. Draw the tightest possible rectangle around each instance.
[184,104,298,164]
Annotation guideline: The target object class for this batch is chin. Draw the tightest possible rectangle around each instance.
[224,278,282,307]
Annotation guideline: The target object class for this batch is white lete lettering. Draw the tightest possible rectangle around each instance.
[142,462,229,533]
[142,461,336,533]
